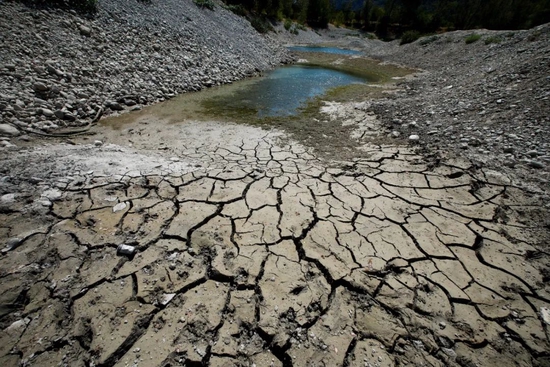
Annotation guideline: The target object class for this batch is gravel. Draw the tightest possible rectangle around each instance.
[350,25,550,188]
[0,0,292,135]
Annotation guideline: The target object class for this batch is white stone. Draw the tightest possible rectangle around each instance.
[541,307,550,324]
[409,134,420,141]
[41,188,62,201]
[113,202,127,213]
[0,124,20,136]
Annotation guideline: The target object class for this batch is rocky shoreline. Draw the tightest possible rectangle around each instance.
[360,26,550,190]
[0,0,292,141]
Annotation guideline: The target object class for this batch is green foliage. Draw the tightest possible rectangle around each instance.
[484,36,502,44]
[307,0,331,28]
[419,35,438,45]
[194,0,215,10]
[250,16,273,33]
[284,19,292,30]
[227,4,247,16]
[400,30,421,45]
[465,33,481,44]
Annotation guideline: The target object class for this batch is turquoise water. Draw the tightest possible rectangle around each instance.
[288,46,363,55]
[205,64,368,117]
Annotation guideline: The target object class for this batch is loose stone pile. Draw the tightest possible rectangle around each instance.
[364,25,550,182]
[0,0,291,137]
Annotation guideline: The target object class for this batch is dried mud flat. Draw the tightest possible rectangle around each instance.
[1,105,550,367]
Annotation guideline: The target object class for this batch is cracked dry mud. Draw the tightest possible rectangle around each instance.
[1,112,550,367]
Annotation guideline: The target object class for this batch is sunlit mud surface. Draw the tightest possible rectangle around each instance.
[0,48,549,367]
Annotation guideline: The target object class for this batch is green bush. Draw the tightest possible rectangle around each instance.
[419,35,438,46]
[250,16,273,34]
[484,36,502,44]
[284,19,292,31]
[465,33,481,44]
[193,0,214,10]
[227,4,246,17]
[400,30,421,45]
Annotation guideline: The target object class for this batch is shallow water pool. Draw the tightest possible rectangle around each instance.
[202,64,368,117]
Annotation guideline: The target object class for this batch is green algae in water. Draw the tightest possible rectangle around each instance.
[201,64,369,119]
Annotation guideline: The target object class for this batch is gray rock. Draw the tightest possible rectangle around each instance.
[33,82,49,92]
[54,109,65,119]
[528,160,544,169]
[63,112,76,122]
[2,237,22,253]
[106,101,124,111]
[526,150,539,157]
[0,124,20,136]
[468,138,481,147]
[41,108,54,117]
[79,25,92,37]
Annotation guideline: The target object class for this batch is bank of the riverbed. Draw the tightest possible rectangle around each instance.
[305,24,550,193]
[0,0,291,139]
[1,16,550,367]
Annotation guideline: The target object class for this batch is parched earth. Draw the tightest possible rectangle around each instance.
[1,109,549,366]
[1,3,550,365]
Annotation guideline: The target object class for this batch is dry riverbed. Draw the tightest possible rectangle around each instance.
[1,18,550,367]
[1,83,550,367]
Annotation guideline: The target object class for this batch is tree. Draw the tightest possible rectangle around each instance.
[360,0,374,29]
[307,0,331,27]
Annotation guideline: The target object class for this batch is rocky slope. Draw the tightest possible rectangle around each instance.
[362,26,550,189]
[0,0,292,139]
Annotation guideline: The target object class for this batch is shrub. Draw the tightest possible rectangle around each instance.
[419,35,438,46]
[226,4,246,17]
[250,16,273,34]
[400,30,421,45]
[465,33,481,44]
[284,19,292,31]
[193,0,214,10]
[484,36,502,44]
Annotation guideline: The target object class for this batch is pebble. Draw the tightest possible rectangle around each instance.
[0,123,20,136]
[94,140,103,147]
[33,82,49,92]
[528,160,544,169]
[79,25,92,36]
[112,202,127,212]
[41,108,54,117]
[2,237,22,253]
[409,134,420,141]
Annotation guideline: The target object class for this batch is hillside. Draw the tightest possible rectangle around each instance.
[0,0,291,137]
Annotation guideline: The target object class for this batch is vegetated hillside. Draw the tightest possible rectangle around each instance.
[0,0,291,136]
